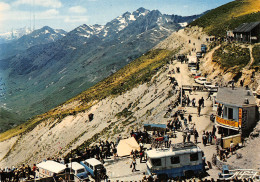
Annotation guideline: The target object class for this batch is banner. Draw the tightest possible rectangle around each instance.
[216,116,238,128]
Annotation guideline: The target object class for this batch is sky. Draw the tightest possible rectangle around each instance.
[0,0,234,33]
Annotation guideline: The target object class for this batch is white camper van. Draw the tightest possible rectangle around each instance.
[36,160,66,178]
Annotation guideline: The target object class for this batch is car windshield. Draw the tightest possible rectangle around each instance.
[205,82,211,85]
[95,164,103,170]
[77,169,85,174]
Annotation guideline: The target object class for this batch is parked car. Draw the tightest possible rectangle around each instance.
[218,165,233,179]
[190,68,197,75]
[204,82,218,91]
[194,77,207,85]
[196,52,202,58]
[80,158,106,179]
[67,162,89,180]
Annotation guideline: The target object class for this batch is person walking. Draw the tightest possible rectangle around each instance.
[201,97,205,107]
[131,158,137,172]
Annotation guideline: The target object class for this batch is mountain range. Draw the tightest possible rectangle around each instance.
[0,27,31,44]
[0,8,203,130]
[0,26,67,60]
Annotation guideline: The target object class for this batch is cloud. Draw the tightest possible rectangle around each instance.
[1,9,59,21]
[13,0,62,8]
[40,9,59,17]
[69,6,87,14]
[64,16,88,23]
[0,2,11,12]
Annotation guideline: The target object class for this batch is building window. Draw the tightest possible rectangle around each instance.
[190,153,198,161]
[171,156,180,164]
[151,159,162,166]
[228,108,233,120]
[224,107,227,118]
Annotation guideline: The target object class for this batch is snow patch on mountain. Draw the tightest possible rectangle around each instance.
[179,22,188,27]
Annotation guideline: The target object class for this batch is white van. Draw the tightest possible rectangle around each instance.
[37,160,66,178]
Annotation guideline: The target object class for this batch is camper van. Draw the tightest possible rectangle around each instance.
[146,142,204,179]
[80,158,106,179]
[67,162,89,180]
[36,160,66,178]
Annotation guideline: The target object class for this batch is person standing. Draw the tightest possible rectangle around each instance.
[208,132,213,144]
[64,164,70,182]
[188,114,192,123]
[164,134,169,148]
[202,131,207,146]
[182,133,187,143]
[197,106,201,117]
[194,129,199,144]
[187,132,191,142]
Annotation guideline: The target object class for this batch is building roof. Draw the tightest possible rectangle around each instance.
[233,21,260,33]
[215,87,256,107]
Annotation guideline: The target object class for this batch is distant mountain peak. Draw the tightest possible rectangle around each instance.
[136,7,148,13]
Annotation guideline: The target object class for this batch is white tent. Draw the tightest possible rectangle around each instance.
[117,137,140,157]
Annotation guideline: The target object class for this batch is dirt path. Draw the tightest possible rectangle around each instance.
[247,45,255,68]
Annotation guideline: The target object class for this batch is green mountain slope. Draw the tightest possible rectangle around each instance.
[0,49,175,141]
[190,0,260,36]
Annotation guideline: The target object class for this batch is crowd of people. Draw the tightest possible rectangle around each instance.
[0,164,37,182]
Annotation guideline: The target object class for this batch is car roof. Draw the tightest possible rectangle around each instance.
[37,160,66,174]
[84,158,102,166]
[67,162,85,171]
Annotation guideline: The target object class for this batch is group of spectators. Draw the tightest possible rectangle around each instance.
[140,176,255,182]
[0,164,37,182]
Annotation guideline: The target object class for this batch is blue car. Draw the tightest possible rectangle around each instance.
[67,162,89,180]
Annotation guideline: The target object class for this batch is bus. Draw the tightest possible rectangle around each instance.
[146,142,204,179]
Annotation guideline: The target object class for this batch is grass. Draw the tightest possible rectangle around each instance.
[189,0,260,37]
[0,49,174,142]
[115,108,133,118]
[252,45,260,68]
[212,43,250,72]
